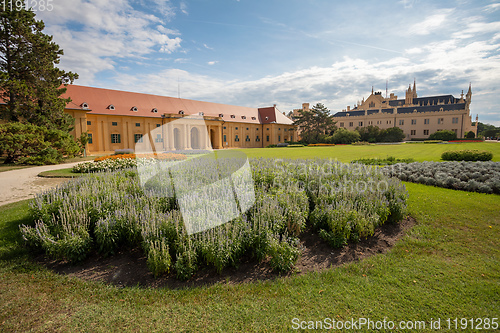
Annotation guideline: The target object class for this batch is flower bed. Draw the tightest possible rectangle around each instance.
[22,158,408,280]
[382,161,500,194]
[73,153,187,173]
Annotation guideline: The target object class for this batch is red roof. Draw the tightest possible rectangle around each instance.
[62,85,292,125]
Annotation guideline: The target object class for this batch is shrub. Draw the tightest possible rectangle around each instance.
[23,158,409,279]
[330,128,360,144]
[277,143,289,147]
[441,150,493,161]
[428,130,457,141]
[465,131,476,139]
[378,127,405,142]
[351,156,414,165]
[0,122,81,165]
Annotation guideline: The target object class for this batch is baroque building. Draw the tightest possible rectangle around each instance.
[329,81,477,139]
[63,85,296,154]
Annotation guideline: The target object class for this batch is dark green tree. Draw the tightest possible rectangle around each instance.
[378,127,406,142]
[293,103,336,143]
[0,8,78,131]
[428,130,457,141]
[356,125,380,143]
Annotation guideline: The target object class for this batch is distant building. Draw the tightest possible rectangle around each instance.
[62,85,296,154]
[329,81,477,139]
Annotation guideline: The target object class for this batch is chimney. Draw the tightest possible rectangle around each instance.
[273,104,277,108]
[347,106,350,111]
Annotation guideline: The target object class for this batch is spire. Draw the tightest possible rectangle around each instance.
[412,78,417,98]
[371,86,374,94]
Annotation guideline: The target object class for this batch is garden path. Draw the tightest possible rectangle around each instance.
[0,162,81,207]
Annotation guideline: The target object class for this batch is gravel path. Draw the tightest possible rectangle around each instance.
[0,162,82,207]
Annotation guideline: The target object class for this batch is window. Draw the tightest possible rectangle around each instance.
[411,119,417,125]
[387,120,391,124]
[87,120,91,126]
[156,124,161,127]
[424,129,429,135]
[278,135,281,142]
[134,134,143,143]
[369,101,375,108]
[112,122,118,126]
[349,122,353,127]
[246,128,249,130]
[245,135,250,142]
[179,110,184,115]
[224,135,227,142]
[155,134,163,143]
[424,119,429,124]
[111,134,121,143]
[131,106,138,112]
[452,117,459,124]
[358,121,363,127]
[266,135,270,142]
[235,135,239,142]
[266,128,269,131]
[411,130,416,135]
[340,122,344,127]
[81,102,89,109]
[452,129,458,134]
[256,135,260,142]
[135,123,140,127]
[438,118,444,124]
[87,133,93,144]
[251,117,256,120]
[199,112,204,116]
[278,128,281,131]
[242,116,246,119]
[399,120,404,126]
[108,104,115,110]
[235,127,238,130]
[230,115,235,119]
[291,136,293,141]
[223,126,226,130]
[219,114,224,117]
[256,128,259,131]
[151,108,158,113]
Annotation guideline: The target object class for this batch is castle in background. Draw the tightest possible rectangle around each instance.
[294,81,477,139]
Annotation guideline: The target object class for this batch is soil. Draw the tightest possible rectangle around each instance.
[37,217,416,289]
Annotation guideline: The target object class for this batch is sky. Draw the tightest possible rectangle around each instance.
[36,0,500,125]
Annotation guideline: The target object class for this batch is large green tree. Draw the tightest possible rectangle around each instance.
[0,8,78,131]
[293,103,336,143]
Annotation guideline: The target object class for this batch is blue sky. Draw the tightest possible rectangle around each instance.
[37,0,500,125]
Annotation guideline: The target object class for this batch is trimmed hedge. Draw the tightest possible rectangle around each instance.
[441,150,493,161]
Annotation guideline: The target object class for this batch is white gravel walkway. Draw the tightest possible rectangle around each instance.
[0,162,82,207]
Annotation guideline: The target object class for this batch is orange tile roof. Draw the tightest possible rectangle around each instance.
[62,85,292,125]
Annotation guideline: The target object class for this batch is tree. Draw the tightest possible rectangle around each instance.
[428,130,457,141]
[0,8,78,131]
[0,122,81,164]
[356,125,380,143]
[465,131,475,139]
[329,128,360,144]
[378,127,405,142]
[293,103,336,143]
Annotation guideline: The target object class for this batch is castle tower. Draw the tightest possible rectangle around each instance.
[405,84,413,105]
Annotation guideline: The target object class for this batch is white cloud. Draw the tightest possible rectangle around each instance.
[180,1,188,15]
[37,0,182,83]
[484,3,500,12]
[409,11,451,35]
[405,47,423,54]
[203,43,214,50]
[207,61,218,65]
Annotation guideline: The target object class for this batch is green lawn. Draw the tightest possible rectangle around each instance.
[0,147,499,332]
[240,142,500,162]
[0,155,97,173]
[38,168,84,178]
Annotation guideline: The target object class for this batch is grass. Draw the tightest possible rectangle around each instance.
[38,168,84,178]
[240,142,500,162]
[0,146,499,331]
[0,155,97,173]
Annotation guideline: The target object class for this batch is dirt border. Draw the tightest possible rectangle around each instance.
[36,217,416,289]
